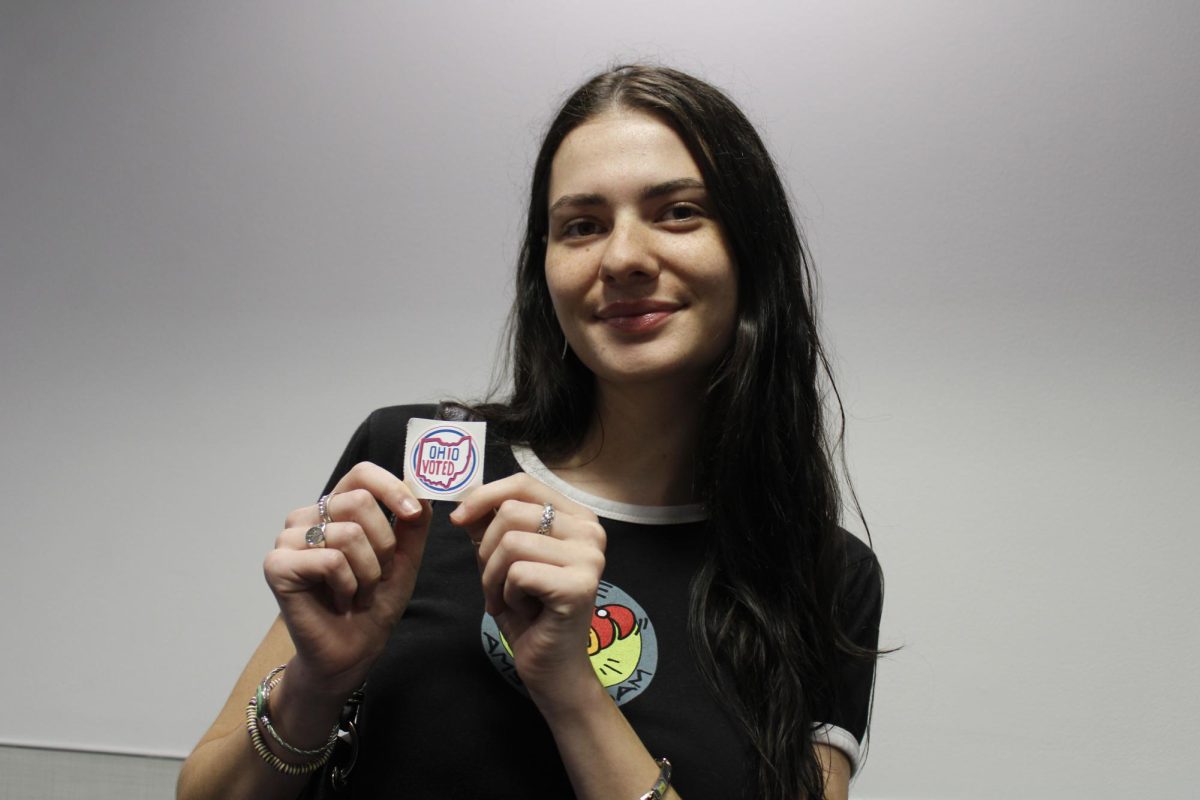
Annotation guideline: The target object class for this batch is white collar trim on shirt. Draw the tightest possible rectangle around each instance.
[510,444,708,525]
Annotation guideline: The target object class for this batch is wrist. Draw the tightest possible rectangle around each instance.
[284,655,367,707]
[525,660,609,724]
[265,663,350,751]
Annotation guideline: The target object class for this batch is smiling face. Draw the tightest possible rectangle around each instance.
[545,109,738,392]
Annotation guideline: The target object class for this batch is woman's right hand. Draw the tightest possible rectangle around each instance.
[263,462,432,700]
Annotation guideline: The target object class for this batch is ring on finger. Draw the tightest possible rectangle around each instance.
[317,493,334,525]
[535,503,555,536]
[305,522,327,548]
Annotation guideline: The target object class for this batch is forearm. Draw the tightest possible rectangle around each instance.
[532,668,680,800]
[177,724,311,800]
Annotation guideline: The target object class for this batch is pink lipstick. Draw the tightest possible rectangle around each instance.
[595,300,681,333]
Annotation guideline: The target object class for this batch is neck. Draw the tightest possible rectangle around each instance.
[547,378,705,506]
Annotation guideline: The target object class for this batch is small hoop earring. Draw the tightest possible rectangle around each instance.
[561,336,569,360]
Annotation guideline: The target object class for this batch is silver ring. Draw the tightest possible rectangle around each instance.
[318,494,334,525]
[535,503,555,536]
[305,522,327,548]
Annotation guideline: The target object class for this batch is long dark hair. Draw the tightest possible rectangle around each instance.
[472,64,874,800]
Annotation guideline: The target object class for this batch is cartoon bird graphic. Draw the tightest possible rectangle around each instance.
[587,603,643,687]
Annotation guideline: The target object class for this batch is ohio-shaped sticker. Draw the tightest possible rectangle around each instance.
[403,417,487,501]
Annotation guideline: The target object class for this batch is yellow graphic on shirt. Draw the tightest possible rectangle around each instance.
[482,581,656,706]
[493,602,642,688]
[586,603,642,687]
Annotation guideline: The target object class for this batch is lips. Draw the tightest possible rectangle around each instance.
[595,300,682,333]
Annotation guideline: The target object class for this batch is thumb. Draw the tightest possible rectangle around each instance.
[381,499,433,584]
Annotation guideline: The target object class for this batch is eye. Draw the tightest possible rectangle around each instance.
[659,203,705,225]
[561,218,605,239]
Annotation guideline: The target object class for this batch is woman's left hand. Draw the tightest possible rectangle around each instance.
[449,474,607,706]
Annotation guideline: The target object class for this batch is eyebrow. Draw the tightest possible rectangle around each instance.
[548,177,706,215]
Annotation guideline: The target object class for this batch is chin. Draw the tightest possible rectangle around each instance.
[587,360,712,391]
[574,341,718,386]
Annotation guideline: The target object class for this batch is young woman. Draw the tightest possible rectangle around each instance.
[178,64,883,800]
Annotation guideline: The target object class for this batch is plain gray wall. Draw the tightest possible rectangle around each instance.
[2,2,1197,797]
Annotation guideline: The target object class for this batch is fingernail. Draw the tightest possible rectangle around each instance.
[448,505,463,523]
[401,498,421,517]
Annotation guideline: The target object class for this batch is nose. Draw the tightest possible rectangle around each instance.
[599,215,659,285]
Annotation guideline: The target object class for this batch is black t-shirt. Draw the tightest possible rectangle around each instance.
[312,405,882,799]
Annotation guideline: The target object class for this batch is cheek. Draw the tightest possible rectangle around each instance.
[693,251,737,309]
[545,244,599,285]
[680,231,735,284]
[543,256,589,321]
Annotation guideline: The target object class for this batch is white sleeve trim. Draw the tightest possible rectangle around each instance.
[812,723,862,776]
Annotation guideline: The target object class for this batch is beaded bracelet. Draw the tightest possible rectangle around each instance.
[246,664,339,775]
[245,697,336,775]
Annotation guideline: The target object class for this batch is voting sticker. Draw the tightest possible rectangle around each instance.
[404,418,487,501]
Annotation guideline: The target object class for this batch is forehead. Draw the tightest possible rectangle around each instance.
[548,110,702,200]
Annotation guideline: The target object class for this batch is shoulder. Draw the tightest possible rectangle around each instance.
[839,528,881,577]
[358,402,487,430]
[367,401,495,433]
[320,404,439,491]
[361,403,441,431]
[356,404,438,454]
[832,527,884,628]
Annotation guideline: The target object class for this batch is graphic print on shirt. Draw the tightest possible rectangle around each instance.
[480,580,658,706]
